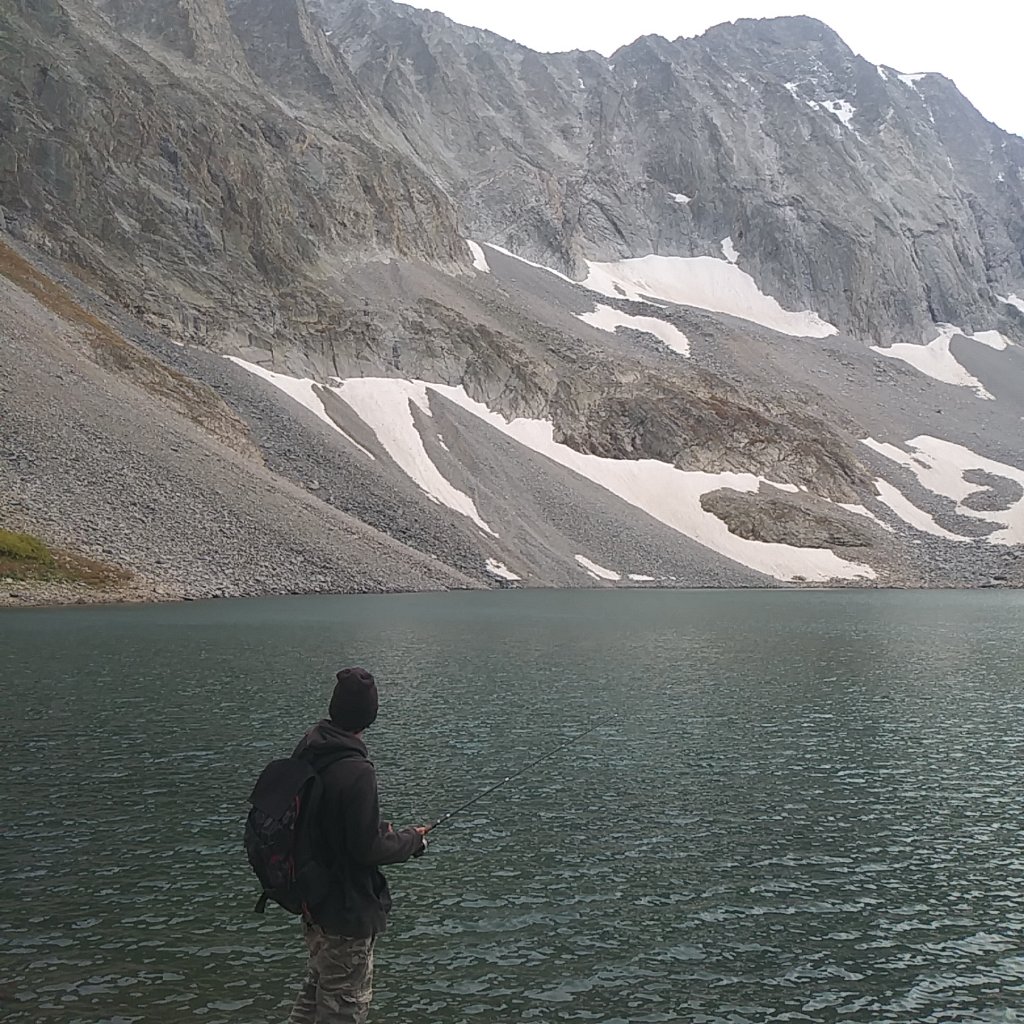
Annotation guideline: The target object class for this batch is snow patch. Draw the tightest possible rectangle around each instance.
[786,84,857,132]
[970,330,1011,351]
[999,294,1024,315]
[826,100,856,128]
[577,304,690,357]
[580,255,838,338]
[369,380,874,582]
[872,480,967,541]
[877,65,890,82]
[871,328,989,397]
[897,73,935,121]
[721,237,739,264]
[575,555,621,581]
[466,240,491,273]
[865,436,1024,545]
[333,379,496,536]
[227,358,376,460]
[838,503,896,533]
[486,245,836,338]
[486,559,521,582]
[671,192,692,205]
[871,324,1010,399]
[628,574,656,582]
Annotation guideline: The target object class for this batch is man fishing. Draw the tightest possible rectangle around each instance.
[247,666,594,1022]
[287,667,428,1024]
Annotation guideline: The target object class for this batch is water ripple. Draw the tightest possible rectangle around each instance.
[2,590,1023,1023]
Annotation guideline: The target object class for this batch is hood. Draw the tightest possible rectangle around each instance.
[294,719,370,768]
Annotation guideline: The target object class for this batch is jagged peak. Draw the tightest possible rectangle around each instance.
[317,0,605,61]
[611,33,677,62]
[601,15,854,68]
[322,0,522,49]
[703,15,850,49]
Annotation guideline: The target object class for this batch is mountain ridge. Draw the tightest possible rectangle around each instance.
[319,0,1024,344]
[1,0,1022,603]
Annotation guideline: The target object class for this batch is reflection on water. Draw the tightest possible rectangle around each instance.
[2,590,1023,1023]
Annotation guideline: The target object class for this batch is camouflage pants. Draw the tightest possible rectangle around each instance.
[287,921,375,1024]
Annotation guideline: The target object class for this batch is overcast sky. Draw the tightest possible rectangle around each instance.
[402,1,1023,138]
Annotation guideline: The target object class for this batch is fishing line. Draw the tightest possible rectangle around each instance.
[424,724,600,834]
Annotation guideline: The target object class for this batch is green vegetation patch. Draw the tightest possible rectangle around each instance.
[0,528,57,567]
[0,528,129,587]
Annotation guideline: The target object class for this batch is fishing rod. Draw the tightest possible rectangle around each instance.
[425,724,600,835]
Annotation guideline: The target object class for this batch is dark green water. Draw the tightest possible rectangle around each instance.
[2,590,1023,1024]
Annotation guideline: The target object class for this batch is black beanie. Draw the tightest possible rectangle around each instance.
[329,667,379,733]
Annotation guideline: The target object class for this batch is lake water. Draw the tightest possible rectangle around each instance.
[2,590,1023,1024]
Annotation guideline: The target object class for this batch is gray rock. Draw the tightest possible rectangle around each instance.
[700,488,879,549]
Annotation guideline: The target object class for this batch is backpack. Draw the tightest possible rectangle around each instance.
[244,750,352,915]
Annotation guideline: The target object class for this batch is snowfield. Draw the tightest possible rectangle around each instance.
[865,436,1024,545]
[337,379,875,582]
[333,379,497,536]
[871,480,968,541]
[577,304,691,357]
[871,325,1011,399]
[486,244,838,339]
[226,358,376,460]
[230,360,876,583]
[579,255,839,338]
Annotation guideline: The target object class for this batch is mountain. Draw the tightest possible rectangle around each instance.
[1,0,1022,603]
[323,3,1024,343]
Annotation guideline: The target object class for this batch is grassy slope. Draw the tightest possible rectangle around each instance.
[0,528,129,587]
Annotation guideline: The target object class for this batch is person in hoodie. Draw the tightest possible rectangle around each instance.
[288,667,427,1024]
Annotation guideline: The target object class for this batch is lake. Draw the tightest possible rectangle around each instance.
[2,589,1023,1023]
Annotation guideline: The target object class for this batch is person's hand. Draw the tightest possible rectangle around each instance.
[413,825,429,858]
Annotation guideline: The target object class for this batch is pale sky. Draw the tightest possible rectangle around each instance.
[402,1,1024,138]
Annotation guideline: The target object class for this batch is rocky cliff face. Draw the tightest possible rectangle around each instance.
[5,0,1023,347]
[322,1,1024,343]
[0,0,466,350]
[1,0,1022,602]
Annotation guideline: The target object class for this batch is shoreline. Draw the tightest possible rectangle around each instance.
[2,577,1021,611]
[0,579,183,610]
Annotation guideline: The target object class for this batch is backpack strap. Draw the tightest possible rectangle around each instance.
[298,748,363,888]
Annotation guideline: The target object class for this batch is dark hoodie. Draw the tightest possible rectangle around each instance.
[293,720,423,937]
